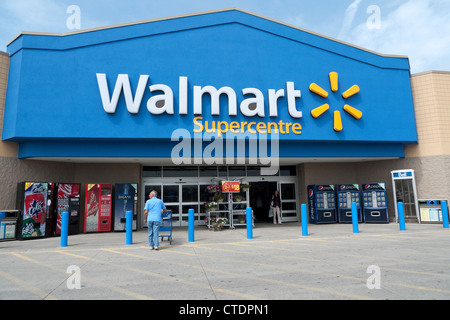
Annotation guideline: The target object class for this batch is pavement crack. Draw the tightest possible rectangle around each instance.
[192,246,218,300]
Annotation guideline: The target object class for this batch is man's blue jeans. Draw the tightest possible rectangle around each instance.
[147,221,161,247]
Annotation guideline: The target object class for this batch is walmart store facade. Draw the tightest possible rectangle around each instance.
[1,8,449,230]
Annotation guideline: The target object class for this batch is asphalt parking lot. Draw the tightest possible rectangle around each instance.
[1,222,450,303]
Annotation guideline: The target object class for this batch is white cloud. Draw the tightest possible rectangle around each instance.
[2,0,67,31]
[341,0,450,73]
[338,0,363,39]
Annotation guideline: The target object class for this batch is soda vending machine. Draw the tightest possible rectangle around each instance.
[114,183,138,231]
[336,184,362,223]
[84,183,113,233]
[53,183,81,236]
[16,182,50,240]
[361,183,389,223]
[307,185,337,224]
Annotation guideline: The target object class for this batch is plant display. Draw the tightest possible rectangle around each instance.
[205,217,228,231]
[206,184,220,193]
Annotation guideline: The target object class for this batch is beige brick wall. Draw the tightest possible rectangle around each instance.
[406,71,450,157]
[0,51,19,157]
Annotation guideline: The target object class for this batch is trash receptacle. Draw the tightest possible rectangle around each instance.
[0,210,20,240]
[418,200,448,224]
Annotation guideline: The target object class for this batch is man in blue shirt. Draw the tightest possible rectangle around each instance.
[144,190,167,250]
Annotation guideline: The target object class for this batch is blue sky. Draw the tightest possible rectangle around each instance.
[1,0,449,73]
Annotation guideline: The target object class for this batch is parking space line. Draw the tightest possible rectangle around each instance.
[0,268,58,300]
[114,245,373,300]
[230,238,450,269]
[10,252,154,300]
[182,243,450,296]
[100,248,263,300]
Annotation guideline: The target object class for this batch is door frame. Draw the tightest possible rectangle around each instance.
[391,169,420,223]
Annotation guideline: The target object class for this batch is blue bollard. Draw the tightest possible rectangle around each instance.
[126,211,133,245]
[351,202,359,234]
[301,204,308,236]
[397,202,406,231]
[188,209,195,242]
[61,211,69,247]
[246,207,253,239]
[442,201,449,229]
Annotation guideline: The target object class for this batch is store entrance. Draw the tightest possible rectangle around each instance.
[250,181,277,223]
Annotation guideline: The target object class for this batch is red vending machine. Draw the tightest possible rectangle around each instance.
[84,183,113,233]
[53,183,81,236]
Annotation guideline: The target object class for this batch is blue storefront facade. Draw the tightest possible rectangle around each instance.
[2,8,435,230]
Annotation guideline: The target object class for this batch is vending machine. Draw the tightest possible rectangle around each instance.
[84,183,113,233]
[53,183,81,236]
[361,183,389,223]
[336,184,362,223]
[114,183,138,231]
[307,185,337,224]
[16,182,50,240]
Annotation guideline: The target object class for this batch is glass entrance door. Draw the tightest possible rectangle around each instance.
[145,183,201,227]
[280,182,298,222]
[143,184,162,227]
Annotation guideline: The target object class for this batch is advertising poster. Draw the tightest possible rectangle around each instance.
[85,184,99,232]
[22,183,48,238]
[56,184,81,234]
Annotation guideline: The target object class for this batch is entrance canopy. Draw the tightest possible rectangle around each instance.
[2,8,418,161]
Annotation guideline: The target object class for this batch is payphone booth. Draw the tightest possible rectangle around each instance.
[391,169,419,223]
[336,184,362,223]
[307,185,337,224]
[361,183,389,223]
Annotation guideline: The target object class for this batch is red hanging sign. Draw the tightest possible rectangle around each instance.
[222,181,240,193]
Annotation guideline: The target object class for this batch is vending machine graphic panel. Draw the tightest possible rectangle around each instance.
[307,185,337,224]
[361,183,389,223]
[54,183,81,236]
[336,184,362,223]
[84,183,112,233]
[16,182,49,240]
[114,183,138,231]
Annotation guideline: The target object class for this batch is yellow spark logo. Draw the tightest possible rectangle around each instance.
[309,72,362,132]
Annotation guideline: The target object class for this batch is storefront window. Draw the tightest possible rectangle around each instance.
[200,166,218,177]
[182,185,199,202]
[143,166,162,177]
[280,166,297,176]
[163,185,179,203]
[218,166,228,177]
[281,183,296,200]
[163,166,198,177]
[229,166,246,177]
[144,185,162,201]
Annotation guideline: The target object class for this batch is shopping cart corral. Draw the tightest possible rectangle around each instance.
[160,210,173,244]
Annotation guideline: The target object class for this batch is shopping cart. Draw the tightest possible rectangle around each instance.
[160,210,173,245]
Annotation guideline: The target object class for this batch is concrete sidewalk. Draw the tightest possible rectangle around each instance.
[1,222,450,301]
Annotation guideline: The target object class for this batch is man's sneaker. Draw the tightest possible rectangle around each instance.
[154,246,159,251]
[150,246,154,250]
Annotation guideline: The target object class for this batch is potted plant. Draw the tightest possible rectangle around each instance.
[206,184,220,193]
[240,184,250,192]
[214,194,226,202]
[209,217,228,231]
[204,201,218,211]
[233,195,243,202]
[238,214,246,224]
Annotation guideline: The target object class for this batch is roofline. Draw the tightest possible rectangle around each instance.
[7,7,408,60]
[411,70,450,77]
